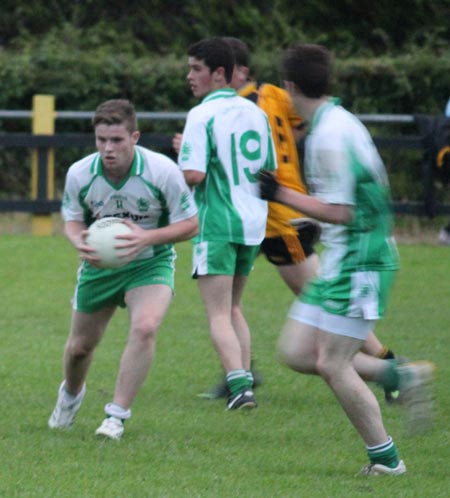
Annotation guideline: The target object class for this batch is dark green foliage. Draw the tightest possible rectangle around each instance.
[1,0,449,113]
[1,0,449,202]
[1,40,449,115]
[2,0,449,55]
[334,49,450,114]
[0,0,449,114]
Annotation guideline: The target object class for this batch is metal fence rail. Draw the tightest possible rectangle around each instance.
[0,109,448,222]
[0,110,188,121]
[0,110,416,123]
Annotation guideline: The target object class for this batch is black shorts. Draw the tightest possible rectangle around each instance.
[260,219,320,266]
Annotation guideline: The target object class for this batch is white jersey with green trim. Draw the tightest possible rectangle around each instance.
[61,145,197,260]
[178,88,277,245]
[305,100,399,278]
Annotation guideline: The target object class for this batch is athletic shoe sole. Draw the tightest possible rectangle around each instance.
[360,459,406,476]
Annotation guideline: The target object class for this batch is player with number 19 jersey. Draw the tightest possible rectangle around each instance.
[178,88,276,245]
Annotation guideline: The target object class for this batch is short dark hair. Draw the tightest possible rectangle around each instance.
[188,37,235,83]
[221,37,250,67]
[282,44,331,98]
[92,99,138,134]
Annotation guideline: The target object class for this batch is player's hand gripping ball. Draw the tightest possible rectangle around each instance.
[86,217,133,269]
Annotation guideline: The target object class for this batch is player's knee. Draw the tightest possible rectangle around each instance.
[278,339,303,370]
[278,347,315,374]
[278,330,297,367]
[66,338,94,359]
[278,344,296,369]
[131,320,159,343]
[316,356,336,383]
[231,305,244,322]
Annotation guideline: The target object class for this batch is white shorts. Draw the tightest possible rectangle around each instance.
[288,302,375,340]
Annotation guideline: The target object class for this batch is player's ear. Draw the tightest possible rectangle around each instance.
[213,66,226,83]
[240,65,250,80]
[284,80,297,96]
[131,130,140,144]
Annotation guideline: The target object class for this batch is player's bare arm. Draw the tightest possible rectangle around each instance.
[277,186,352,224]
[172,133,183,154]
[183,170,206,187]
[115,216,199,258]
[259,171,352,224]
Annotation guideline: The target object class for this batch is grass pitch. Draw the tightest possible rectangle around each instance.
[0,236,448,497]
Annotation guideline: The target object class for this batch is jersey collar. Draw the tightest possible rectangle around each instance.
[202,87,237,104]
[310,97,341,132]
[90,147,144,178]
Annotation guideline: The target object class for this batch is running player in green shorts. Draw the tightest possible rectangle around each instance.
[48,99,198,439]
[260,43,434,475]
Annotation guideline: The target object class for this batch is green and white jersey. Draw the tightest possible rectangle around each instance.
[305,99,399,279]
[179,88,277,245]
[61,145,197,260]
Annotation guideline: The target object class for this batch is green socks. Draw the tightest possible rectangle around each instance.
[378,359,400,391]
[226,369,252,397]
[367,437,400,468]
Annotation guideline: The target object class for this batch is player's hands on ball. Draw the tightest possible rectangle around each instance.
[259,170,280,201]
[76,231,103,267]
[113,219,149,259]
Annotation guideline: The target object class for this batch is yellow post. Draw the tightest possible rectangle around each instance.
[31,94,55,235]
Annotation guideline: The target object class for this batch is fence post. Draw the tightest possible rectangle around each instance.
[31,94,55,235]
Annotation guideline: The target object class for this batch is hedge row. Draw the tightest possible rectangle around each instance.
[1,32,448,203]
[1,33,449,122]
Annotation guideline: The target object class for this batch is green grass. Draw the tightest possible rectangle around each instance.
[0,236,448,497]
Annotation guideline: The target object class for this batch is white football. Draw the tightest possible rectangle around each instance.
[86,217,133,269]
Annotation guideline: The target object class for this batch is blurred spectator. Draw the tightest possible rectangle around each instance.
[437,97,450,245]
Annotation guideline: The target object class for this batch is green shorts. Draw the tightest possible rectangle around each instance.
[300,269,396,320]
[192,240,260,278]
[288,269,396,339]
[73,254,175,313]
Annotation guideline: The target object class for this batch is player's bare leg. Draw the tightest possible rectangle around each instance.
[278,318,404,473]
[49,306,114,429]
[95,284,172,440]
[230,274,252,370]
[280,318,400,386]
[280,319,389,445]
[276,253,319,296]
[113,284,172,409]
[361,331,386,356]
[198,275,244,372]
[278,318,318,374]
[198,274,256,408]
[64,306,115,394]
[315,329,389,446]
